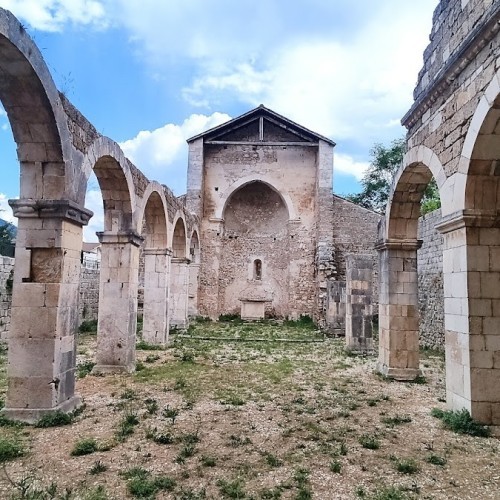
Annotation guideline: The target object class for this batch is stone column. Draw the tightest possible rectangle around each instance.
[170,257,190,329]
[93,230,143,374]
[325,280,346,336]
[188,262,200,318]
[345,255,374,353]
[436,212,500,426]
[376,239,422,380]
[142,248,171,345]
[4,199,92,422]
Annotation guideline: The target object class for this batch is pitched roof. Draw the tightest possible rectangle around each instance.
[187,104,336,146]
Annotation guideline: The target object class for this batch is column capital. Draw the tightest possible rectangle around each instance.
[97,230,144,247]
[375,238,422,252]
[9,199,93,227]
[435,209,500,234]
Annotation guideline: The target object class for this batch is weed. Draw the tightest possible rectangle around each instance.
[115,411,139,441]
[430,408,490,437]
[293,467,310,486]
[217,478,246,498]
[229,434,252,447]
[0,435,25,462]
[71,437,99,456]
[120,388,137,400]
[391,456,420,474]
[200,454,217,467]
[260,486,283,499]
[381,415,412,427]
[220,394,246,406]
[145,354,160,363]
[163,405,180,424]
[136,340,165,351]
[35,410,73,428]
[77,360,96,378]
[426,453,447,466]
[89,460,108,474]
[152,431,174,445]
[79,319,98,333]
[176,487,207,499]
[122,467,176,497]
[175,443,197,463]
[359,434,380,450]
[264,452,283,467]
[330,459,342,473]
[83,485,109,500]
[144,398,158,415]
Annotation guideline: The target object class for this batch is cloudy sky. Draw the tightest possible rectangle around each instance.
[0,0,437,240]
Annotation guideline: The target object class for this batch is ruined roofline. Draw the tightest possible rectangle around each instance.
[186,104,336,147]
[401,1,500,129]
[332,193,382,216]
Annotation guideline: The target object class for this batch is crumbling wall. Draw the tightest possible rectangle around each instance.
[0,256,14,340]
[417,209,444,349]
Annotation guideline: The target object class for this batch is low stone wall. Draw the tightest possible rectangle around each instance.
[0,256,14,340]
[417,209,444,349]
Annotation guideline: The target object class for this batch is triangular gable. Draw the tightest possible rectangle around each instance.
[187,105,335,146]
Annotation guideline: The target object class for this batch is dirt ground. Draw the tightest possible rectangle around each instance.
[0,320,498,499]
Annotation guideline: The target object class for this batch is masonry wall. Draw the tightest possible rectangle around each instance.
[199,144,320,320]
[417,209,445,349]
[0,256,14,340]
[78,257,100,323]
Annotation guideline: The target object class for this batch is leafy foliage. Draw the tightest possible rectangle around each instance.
[345,137,441,214]
[431,408,490,437]
[0,221,14,257]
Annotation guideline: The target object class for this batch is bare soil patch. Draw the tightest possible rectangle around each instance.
[0,320,498,499]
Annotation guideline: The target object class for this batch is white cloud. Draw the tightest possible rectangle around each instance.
[83,187,103,242]
[334,154,369,181]
[120,112,231,194]
[0,0,107,32]
[0,193,16,224]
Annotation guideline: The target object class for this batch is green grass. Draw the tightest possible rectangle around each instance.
[71,437,99,456]
[359,434,380,450]
[431,408,490,437]
[0,435,25,462]
[35,410,74,428]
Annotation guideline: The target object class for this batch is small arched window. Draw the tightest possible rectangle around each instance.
[254,259,262,280]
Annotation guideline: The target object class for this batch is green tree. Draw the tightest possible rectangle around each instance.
[0,221,14,256]
[346,137,440,214]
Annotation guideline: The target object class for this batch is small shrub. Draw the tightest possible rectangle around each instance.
[35,410,73,428]
[218,313,241,323]
[163,406,180,424]
[264,452,283,467]
[430,408,490,437]
[115,412,139,441]
[0,436,25,462]
[71,438,99,456]
[426,454,447,466]
[200,455,217,467]
[330,459,342,473]
[381,415,412,427]
[144,398,158,415]
[145,354,160,363]
[359,434,380,450]
[119,388,137,400]
[392,457,420,474]
[78,319,98,333]
[152,432,174,445]
[77,361,96,378]
[89,460,108,474]
[217,478,246,498]
[125,469,176,498]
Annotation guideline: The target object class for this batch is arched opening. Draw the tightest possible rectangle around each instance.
[379,162,443,381]
[220,181,290,318]
[170,217,189,328]
[188,230,201,318]
[140,190,169,345]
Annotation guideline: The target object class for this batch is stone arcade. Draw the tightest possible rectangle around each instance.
[1,0,500,431]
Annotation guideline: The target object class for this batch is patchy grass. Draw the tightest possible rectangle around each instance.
[431,408,491,437]
[0,320,497,499]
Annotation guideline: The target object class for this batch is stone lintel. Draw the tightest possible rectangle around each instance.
[9,199,93,227]
[171,257,191,264]
[208,217,224,223]
[97,231,144,247]
[435,210,500,234]
[2,394,82,424]
[377,362,422,381]
[375,238,423,252]
[143,248,173,256]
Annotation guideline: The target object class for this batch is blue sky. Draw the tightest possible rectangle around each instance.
[0,0,437,240]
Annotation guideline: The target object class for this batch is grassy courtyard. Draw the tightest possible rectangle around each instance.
[0,319,498,499]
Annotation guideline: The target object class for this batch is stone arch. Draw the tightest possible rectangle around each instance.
[377,146,445,381]
[170,214,188,259]
[81,137,136,233]
[223,180,290,237]
[139,184,170,345]
[189,229,201,264]
[382,146,446,241]
[0,8,73,200]
[216,175,297,221]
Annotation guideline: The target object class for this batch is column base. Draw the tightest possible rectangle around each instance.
[92,363,135,375]
[2,395,82,424]
[377,362,422,381]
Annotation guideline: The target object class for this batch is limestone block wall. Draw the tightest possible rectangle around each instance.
[404,0,500,179]
[0,256,14,340]
[417,209,445,349]
[78,257,100,323]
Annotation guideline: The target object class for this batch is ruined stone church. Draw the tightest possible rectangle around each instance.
[183,105,380,327]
